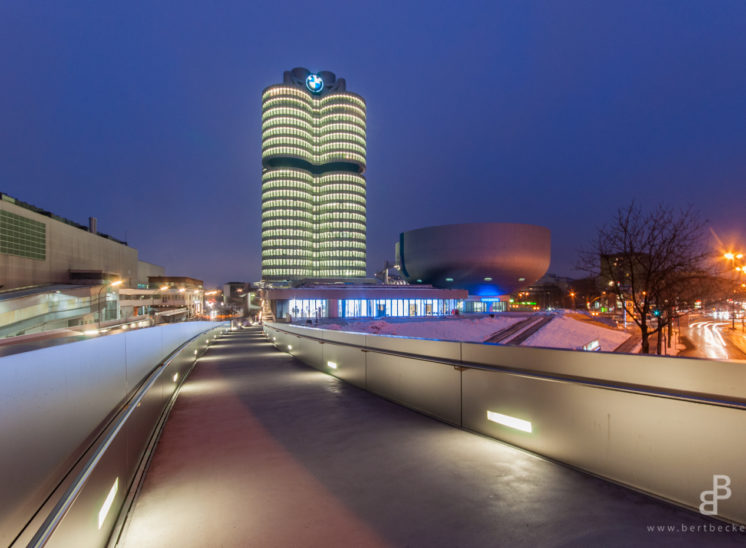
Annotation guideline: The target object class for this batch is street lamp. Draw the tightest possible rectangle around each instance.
[724,251,744,329]
[569,291,576,310]
[97,279,122,329]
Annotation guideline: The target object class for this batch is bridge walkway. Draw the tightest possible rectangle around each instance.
[117,328,741,547]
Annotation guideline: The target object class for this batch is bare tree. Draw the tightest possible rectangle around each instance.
[579,203,712,354]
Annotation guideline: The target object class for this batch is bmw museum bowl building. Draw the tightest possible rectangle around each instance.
[396,223,551,296]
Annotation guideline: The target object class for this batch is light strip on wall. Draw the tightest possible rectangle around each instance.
[327,361,338,369]
[486,411,532,433]
[98,477,119,529]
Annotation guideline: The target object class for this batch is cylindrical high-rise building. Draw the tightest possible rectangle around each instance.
[261,67,367,281]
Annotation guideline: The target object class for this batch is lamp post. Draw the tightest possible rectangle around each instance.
[724,252,744,329]
[742,280,746,331]
[569,291,576,310]
[735,263,745,331]
[97,279,122,330]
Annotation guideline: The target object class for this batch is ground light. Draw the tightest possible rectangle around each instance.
[97,478,119,529]
[486,411,532,433]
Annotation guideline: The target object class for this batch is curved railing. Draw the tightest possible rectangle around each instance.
[2,322,228,547]
[263,322,746,526]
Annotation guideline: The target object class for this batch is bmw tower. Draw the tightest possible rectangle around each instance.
[261,67,367,280]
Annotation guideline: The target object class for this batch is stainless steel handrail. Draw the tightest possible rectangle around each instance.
[27,324,227,547]
[264,323,746,411]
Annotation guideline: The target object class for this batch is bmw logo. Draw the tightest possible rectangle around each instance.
[305,73,324,93]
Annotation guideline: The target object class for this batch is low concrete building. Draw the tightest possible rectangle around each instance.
[149,277,204,320]
[0,192,164,289]
[118,288,162,319]
[0,192,167,336]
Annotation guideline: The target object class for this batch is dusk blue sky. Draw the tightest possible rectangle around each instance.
[2,2,745,286]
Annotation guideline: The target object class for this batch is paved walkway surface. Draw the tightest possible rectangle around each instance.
[119,328,744,547]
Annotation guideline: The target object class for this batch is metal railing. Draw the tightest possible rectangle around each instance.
[263,322,746,526]
[2,322,227,547]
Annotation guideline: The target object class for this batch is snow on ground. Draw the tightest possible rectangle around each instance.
[522,315,630,351]
[321,312,630,351]
[321,315,524,343]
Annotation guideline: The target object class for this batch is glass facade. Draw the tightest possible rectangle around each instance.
[261,71,367,280]
[339,298,458,318]
[0,209,46,260]
[278,298,460,320]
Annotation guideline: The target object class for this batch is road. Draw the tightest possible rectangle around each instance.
[678,317,746,360]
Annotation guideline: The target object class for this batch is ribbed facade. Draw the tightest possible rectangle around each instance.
[261,68,367,280]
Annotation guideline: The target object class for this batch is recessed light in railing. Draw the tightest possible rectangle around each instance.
[173,373,179,383]
[486,410,532,433]
[327,361,338,369]
[288,345,293,350]
[98,477,119,529]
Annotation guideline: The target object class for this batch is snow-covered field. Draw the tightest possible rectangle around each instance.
[522,315,630,351]
[321,312,630,351]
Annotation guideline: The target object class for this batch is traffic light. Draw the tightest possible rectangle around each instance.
[653,309,661,317]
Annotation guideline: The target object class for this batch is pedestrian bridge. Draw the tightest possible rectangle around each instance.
[2,324,745,546]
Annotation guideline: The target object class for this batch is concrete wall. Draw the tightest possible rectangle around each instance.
[0,199,150,290]
[263,322,746,526]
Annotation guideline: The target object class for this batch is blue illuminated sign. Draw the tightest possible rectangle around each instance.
[474,284,503,297]
[305,73,324,93]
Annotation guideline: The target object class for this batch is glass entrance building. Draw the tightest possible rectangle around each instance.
[264,285,467,321]
[261,68,367,280]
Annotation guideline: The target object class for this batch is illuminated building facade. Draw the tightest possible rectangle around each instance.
[261,67,367,280]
